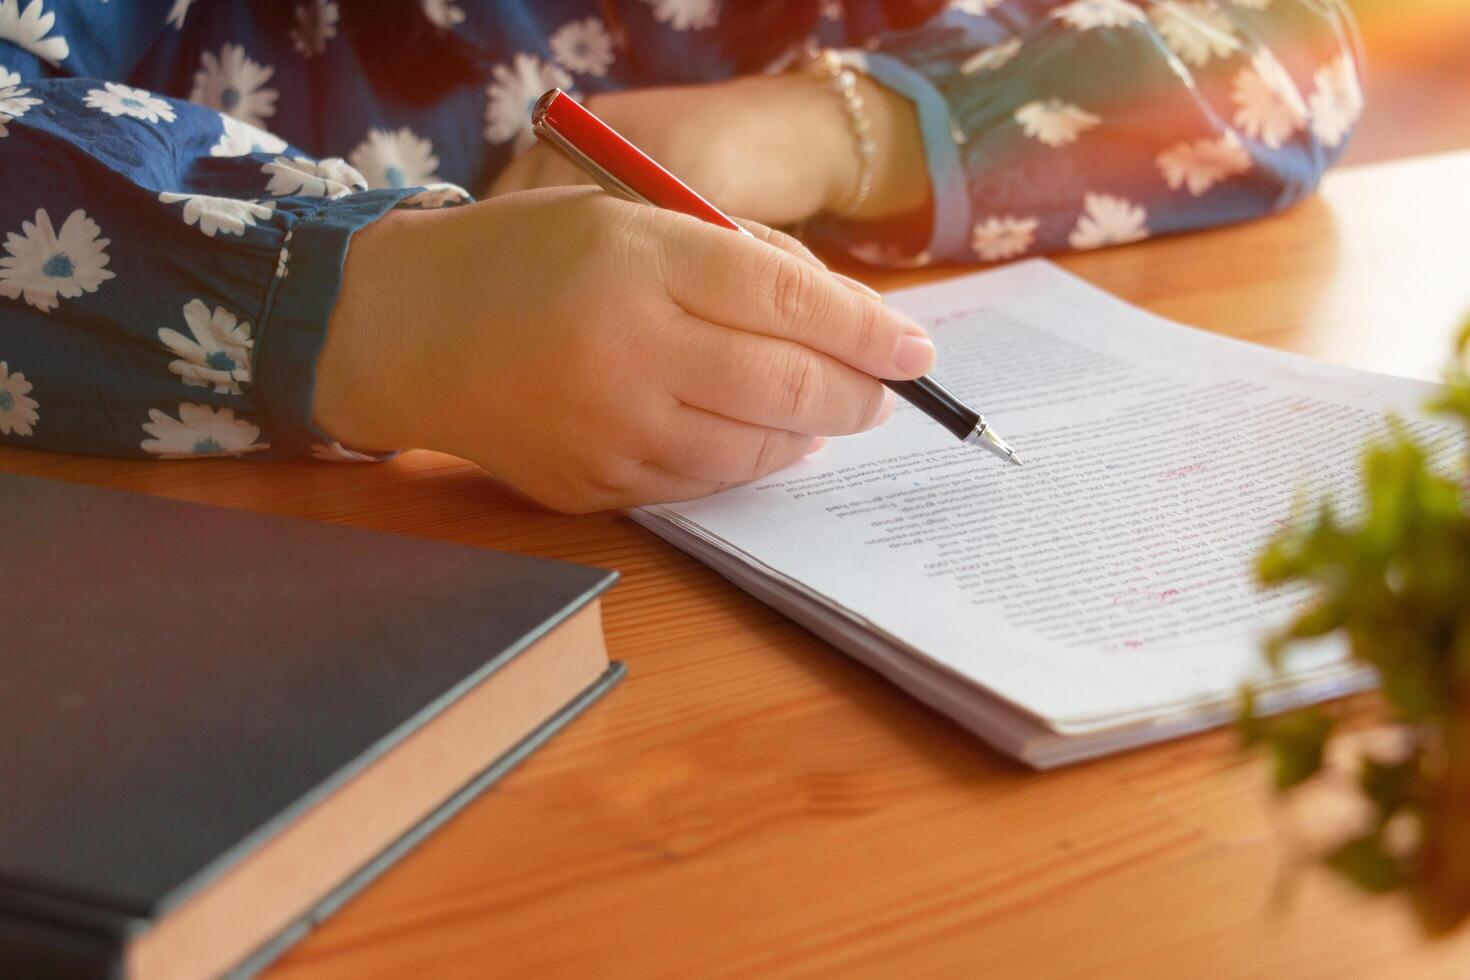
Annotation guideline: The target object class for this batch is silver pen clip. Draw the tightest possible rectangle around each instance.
[531,89,653,206]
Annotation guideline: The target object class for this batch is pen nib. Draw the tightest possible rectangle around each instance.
[964,421,1023,467]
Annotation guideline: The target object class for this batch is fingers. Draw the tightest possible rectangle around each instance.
[488,149,537,196]
[733,218,885,302]
[490,146,594,197]
[646,404,821,485]
[534,460,724,513]
[733,219,824,267]
[665,314,894,435]
[628,463,726,506]
[544,416,819,512]
[665,217,935,381]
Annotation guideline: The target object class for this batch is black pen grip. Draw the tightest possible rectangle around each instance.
[884,376,980,442]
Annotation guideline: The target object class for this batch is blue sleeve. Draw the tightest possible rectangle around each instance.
[0,0,178,78]
[0,71,471,461]
[813,0,1363,266]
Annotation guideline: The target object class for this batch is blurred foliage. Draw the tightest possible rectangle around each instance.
[1241,317,1470,935]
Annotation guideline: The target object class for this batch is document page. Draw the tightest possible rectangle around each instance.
[642,262,1457,730]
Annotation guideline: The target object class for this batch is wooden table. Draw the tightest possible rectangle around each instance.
[6,152,1470,978]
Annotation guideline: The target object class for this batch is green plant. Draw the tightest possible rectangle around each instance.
[1241,319,1470,935]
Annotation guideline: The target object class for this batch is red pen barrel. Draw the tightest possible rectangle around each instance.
[531,89,743,232]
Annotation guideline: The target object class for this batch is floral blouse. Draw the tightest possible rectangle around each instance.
[0,0,1362,461]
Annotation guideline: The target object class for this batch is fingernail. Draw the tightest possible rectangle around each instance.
[895,335,936,377]
[830,271,882,302]
[805,436,828,455]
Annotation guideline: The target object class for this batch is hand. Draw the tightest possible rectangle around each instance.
[489,74,929,227]
[315,187,936,513]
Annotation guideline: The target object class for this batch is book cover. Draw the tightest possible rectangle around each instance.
[0,472,622,978]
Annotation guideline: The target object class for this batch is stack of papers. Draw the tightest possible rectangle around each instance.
[632,262,1456,767]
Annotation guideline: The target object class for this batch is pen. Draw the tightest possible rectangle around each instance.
[530,88,1023,466]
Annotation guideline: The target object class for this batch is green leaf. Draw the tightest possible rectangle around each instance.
[1379,658,1446,723]
[1287,602,1346,641]
[1238,685,1264,745]
[1360,755,1419,818]
[1265,709,1335,790]
[1248,322,1470,923]
[1326,832,1407,893]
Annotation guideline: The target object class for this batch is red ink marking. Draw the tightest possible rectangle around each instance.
[1161,463,1207,481]
[1123,640,1144,650]
[1111,588,1184,612]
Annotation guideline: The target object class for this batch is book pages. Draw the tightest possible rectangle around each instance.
[635,261,1455,763]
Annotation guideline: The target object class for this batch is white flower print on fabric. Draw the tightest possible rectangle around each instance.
[950,0,1006,13]
[1014,99,1100,148]
[158,299,253,394]
[349,127,440,189]
[191,43,278,129]
[263,156,367,198]
[211,114,288,158]
[960,37,1022,75]
[1069,193,1149,249]
[0,360,38,437]
[158,192,275,238]
[1148,2,1240,68]
[290,0,339,58]
[641,0,719,32]
[0,209,114,313]
[166,0,194,29]
[1230,0,1272,7]
[421,0,464,30]
[311,441,377,462]
[0,68,41,137]
[0,0,69,65]
[1308,53,1363,150]
[141,403,268,459]
[399,183,472,209]
[84,82,176,124]
[275,230,292,278]
[1232,49,1307,150]
[484,54,574,152]
[1158,132,1251,195]
[1050,0,1145,30]
[550,17,616,77]
[970,216,1038,262]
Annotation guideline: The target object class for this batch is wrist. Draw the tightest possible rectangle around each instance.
[719,73,859,225]
[315,207,434,452]
[795,56,929,223]
[848,73,928,220]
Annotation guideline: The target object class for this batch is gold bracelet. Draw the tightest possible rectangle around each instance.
[802,48,876,217]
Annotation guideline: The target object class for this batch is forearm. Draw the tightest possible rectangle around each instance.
[754,66,929,223]
[0,75,431,462]
[487,70,930,232]
[837,72,931,223]
[819,0,1364,265]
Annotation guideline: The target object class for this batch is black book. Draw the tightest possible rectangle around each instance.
[0,472,623,979]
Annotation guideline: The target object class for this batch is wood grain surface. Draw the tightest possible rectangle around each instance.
[6,153,1470,979]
